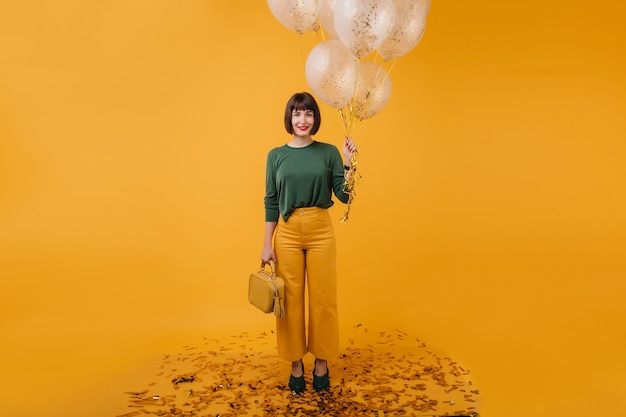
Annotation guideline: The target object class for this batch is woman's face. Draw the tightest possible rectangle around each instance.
[291,109,315,136]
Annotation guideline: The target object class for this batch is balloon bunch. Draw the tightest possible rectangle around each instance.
[268,0,431,221]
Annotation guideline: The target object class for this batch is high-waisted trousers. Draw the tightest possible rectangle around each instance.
[274,206,339,362]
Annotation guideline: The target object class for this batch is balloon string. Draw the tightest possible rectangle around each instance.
[298,33,306,67]
[340,151,361,223]
[338,56,397,137]
[317,26,326,42]
[338,56,398,222]
[352,57,397,124]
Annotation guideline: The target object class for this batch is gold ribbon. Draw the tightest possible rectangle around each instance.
[340,151,361,223]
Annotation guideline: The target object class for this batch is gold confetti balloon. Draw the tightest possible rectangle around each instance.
[334,0,396,58]
[267,0,321,34]
[377,0,427,61]
[318,0,339,39]
[353,61,393,121]
[305,39,360,109]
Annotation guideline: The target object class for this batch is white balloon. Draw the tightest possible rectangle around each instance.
[334,0,395,58]
[305,40,360,109]
[267,0,320,34]
[353,62,392,120]
[318,0,339,39]
[378,0,427,61]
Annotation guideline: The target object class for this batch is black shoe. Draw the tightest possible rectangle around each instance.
[288,360,305,393]
[312,359,330,391]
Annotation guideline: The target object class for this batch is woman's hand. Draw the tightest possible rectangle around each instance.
[343,137,358,164]
[261,246,276,266]
[262,222,278,266]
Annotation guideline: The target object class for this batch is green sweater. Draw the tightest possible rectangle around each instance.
[265,141,349,222]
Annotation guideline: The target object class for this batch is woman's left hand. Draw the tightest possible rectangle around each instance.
[343,137,358,163]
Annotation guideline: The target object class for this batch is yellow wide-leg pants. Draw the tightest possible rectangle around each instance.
[274,207,339,362]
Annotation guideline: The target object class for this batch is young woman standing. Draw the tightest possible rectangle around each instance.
[261,92,358,393]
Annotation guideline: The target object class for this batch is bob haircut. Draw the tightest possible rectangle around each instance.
[284,92,321,135]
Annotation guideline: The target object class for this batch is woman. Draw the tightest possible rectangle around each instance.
[261,92,357,393]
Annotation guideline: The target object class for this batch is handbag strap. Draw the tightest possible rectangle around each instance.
[260,260,277,278]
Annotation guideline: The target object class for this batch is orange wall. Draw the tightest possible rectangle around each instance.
[1,1,625,416]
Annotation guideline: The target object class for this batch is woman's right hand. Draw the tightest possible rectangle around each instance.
[262,221,278,266]
[261,246,276,266]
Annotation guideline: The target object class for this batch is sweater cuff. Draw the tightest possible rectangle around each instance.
[265,209,279,223]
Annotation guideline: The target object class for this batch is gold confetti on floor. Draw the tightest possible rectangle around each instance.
[119,324,480,417]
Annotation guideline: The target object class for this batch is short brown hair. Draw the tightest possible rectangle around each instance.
[284,92,321,135]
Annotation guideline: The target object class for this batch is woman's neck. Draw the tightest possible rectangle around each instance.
[289,135,314,148]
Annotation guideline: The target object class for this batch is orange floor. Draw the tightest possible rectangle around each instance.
[113,324,479,417]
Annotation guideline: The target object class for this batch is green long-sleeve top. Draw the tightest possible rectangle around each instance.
[264,141,349,222]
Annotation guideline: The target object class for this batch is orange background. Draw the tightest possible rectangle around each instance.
[1,1,625,416]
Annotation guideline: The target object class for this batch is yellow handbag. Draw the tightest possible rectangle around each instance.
[248,260,285,317]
